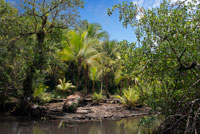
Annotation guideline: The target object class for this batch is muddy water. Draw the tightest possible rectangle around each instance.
[0,115,163,134]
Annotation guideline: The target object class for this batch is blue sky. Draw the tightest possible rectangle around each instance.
[79,0,136,42]
[78,0,164,42]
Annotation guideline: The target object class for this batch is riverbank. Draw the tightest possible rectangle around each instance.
[0,97,150,122]
[40,97,150,122]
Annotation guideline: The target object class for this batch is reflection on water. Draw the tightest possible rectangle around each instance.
[115,116,163,134]
[0,114,163,134]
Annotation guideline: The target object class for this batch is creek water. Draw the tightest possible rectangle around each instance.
[0,114,163,134]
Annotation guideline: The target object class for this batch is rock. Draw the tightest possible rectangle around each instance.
[62,92,82,113]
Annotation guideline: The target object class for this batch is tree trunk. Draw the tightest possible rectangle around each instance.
[105,75,110,98]
[36,31,45,71]
[16,65,35,116]
[18,14,47,115]
[76,66,81,90]
[92,81,95,93]
[76,59,82,91]
[84,65,89,93]
[101,70,104,92]
[22,65,34,102]
[20,31,45,107]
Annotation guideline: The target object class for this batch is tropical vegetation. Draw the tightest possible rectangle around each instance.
[108,0,200,133]
[0,0,199,133]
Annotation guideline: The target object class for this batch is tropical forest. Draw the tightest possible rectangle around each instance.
[0,0,199,134]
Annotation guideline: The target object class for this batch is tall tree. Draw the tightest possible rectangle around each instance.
[60,29,102,93]
[19,0,83,102]
[100,40,120,97]
[0,0,83,110]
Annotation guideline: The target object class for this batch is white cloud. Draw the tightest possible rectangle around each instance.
[136,11,144,20]
[136,14,142,20]
[132,0,144,6]
[153,0,161,8]
[170,0,191,3]
[132,0,144,20]
[170,0,199,8]
[170,0,200,4]
[136,15,140,20]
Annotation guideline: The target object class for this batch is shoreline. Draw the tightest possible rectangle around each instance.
[0,98,151,122]
[42,99,150,122]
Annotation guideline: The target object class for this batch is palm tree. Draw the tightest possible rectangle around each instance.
[89,66,102,93]
[78,21,109,41]
[98,40,121,97]
[60,30,102,93]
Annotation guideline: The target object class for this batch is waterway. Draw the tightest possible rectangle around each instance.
[0,115,163,134]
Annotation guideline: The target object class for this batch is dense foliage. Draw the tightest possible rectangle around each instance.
[0,0,84,105]
[108,0,200,133]
[0,0,200,133]
[0,0,120,106]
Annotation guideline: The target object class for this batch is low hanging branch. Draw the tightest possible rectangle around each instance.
[154,33,200,72]
[178,61,200,71]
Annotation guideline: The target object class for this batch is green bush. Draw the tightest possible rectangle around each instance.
[33,84,53,103]
[115,87,139,109]
[92,92,104,103]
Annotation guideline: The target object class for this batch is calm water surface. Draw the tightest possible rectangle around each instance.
[0,114,163,134]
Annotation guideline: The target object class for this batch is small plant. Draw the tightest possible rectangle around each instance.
[115,87,139,109]
[56,78,76,92]
[92,92,104,104]
[33,84,52,103]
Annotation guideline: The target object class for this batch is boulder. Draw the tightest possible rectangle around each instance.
[62,92,82,112]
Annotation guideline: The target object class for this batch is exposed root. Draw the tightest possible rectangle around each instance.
[154,99,200,134]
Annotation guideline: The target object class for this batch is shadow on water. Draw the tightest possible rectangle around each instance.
[0,114,163,134]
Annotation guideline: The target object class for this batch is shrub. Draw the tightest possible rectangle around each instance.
[115,87,139,109]
[33,84,52,103]
[92,92,104,104]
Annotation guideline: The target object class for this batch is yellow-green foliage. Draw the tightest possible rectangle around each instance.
[92,92,104,103]
[33,84,52,103]
[116,87,139,108]
[56,78,76,91]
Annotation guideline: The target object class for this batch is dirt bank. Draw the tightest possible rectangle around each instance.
[41,98,150,122]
